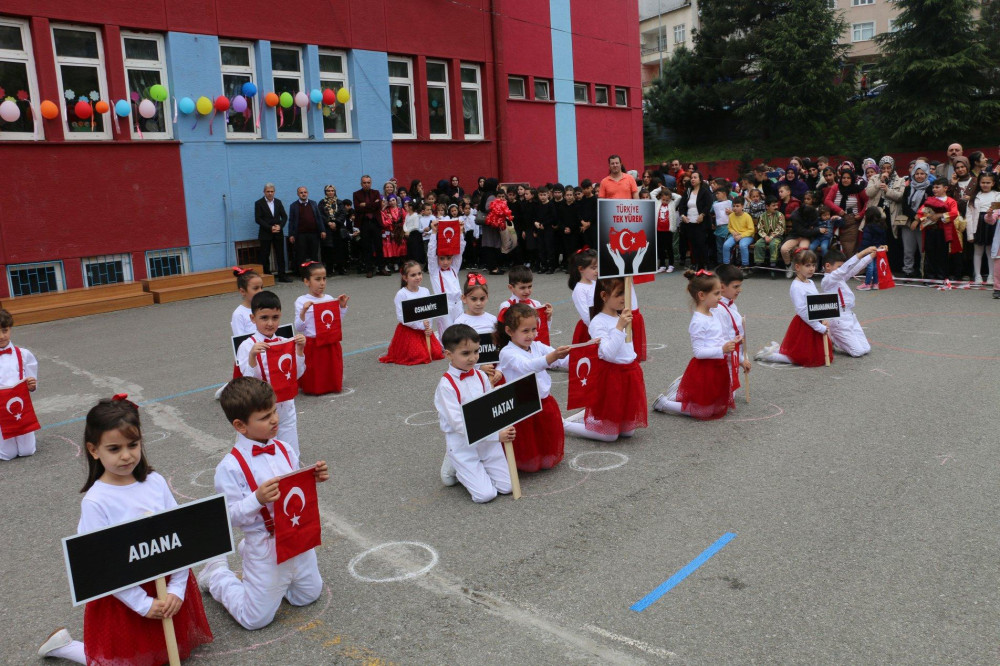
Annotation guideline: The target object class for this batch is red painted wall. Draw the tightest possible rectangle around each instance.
[391,142,497,195]
[499,101,559,184]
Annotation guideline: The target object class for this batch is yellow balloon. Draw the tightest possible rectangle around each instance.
[196,96,213,115]
[336,88,350,104]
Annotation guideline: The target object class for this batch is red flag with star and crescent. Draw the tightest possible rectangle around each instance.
[258,339,299,402]
[567,342,600,410]
[274,466,321,564]
[535,306,551,346]
[609,228,648,254]
[875,249,895,290]
[437,219,462,256]
[0,380,39,438]
[312,301,342,345]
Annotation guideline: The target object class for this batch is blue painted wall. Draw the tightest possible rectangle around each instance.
[549,0,578,185]
[165,33,394,271]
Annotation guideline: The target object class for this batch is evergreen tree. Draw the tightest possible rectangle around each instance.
[644,47,732,143]
[874,0,1000,144]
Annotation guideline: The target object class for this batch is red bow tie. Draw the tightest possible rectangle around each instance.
[0,348,11,356]
[263,338,279,343]
[458,369,476,380]
[252,443,275,457]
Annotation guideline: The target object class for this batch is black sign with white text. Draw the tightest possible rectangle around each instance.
[401,293,449,324]
[476,333,500,365]
[232,324,294,359]
[62,494,234,606]
[462,373,542,446]
[806,293,842,321]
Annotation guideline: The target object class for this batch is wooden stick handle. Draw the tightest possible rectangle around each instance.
[624,276,633,343]
[426,329,433,360]
[824,332,831,367]
[742,316,750,404]
[155,577,181,666]
[503,440,522,500]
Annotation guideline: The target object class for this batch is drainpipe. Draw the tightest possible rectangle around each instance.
[490,0,505,180]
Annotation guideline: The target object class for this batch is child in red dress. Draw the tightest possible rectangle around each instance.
[568,248,598,344]
[379,261,445,365]
[294,261,349,394]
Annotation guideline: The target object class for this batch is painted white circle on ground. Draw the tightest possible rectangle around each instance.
[549,329,563,336]
[569,451,629,472]
[755,360,803,370]
[145,431,170,444]
[404,411,439,426]
[328,387,356,400]
[348,541,439,583]
[645,343,667,351]
[189,469,215,488]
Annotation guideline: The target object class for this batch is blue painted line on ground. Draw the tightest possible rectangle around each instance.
[630,532,737,612]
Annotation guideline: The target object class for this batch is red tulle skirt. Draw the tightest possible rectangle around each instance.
[379,323,444,365]
[83,572,212,666]
[300,336,343,394]
[232,363,241,380]
[508,394,564,472]
[632,309,647,362]
[779,316,833,367]
[676,357,734,420]
[585,360,647,435]
[572,320,590,345]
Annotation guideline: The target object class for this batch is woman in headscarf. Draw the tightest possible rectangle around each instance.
[860,158,878,185]
[381,194,406,272]
[823,169,868,255]
[887,160,931,278]
[781,166,809,201]
[478,178,504,275]
[319,184,347,275]
[867,156,906,271]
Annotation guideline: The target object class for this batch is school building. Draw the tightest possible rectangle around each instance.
[0,1,642,298]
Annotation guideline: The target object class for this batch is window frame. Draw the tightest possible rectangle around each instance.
[852,21,876,42]
[673,24,686,46]
[573,82,589,104]
[120,31,172,140]
[219,40,259,139]
[534,78,551,101]
[80,253,134,287]
[50,23,110,141]
[594,85,609,106]
[852,0,874,5]
[508,75,526,99]
[145,247,190,278]
[7,261,65,296]
[271,44,307,139]
[615,87,628,107]
[0,17,43,140]
[460,63,483,140]
[388,56,416,139]
[425,59,451,139]
[318,48,352,138]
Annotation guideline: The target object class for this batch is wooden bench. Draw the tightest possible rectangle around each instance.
[141,264,275,304]
[0,282,155,325]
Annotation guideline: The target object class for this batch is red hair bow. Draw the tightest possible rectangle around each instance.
[466,273,487,286]
[232,266,251,275]
[300,260,319,268]
[695,269,714,276]
[575,245,591,254]
[111,393,138,409]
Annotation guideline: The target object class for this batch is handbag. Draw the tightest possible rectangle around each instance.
[500,221,518,254]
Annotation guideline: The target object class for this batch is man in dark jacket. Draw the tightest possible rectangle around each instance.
[288,186,325,269]
[353,175,385,277]
[254,183,292,282]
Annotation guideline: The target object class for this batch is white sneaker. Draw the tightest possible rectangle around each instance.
[666,265,675,273]
[197,556,227,590]
[440,455,458,486]
[38,628,72,657]
[665,375,682,401]
[656,266,666,273]
[652,394,669,413]
[785,268,794,278]
[214,384,226,400]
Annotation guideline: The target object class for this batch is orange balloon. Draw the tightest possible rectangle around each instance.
[94,100,110,114]
[40,100,59,120]
[264,92,279,107]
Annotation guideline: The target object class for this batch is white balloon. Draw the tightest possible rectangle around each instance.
[138,99,156,119]
[0,100,20,123]
[294,92,309,108]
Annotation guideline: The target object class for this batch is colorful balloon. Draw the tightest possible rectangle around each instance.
[336,88,350,104]
[149,84,168,102]
[40,100,59,120]
[279,92,294,108]
[309,89,322,104]
[74,100,92,119]
[177,97,195,115]
[138,99,156,119]
[0,100,20,122]
[265,92,280,107]
[94,100,110,114]
[322,88,336,106]
[214,95,230,112]
[232,95,248,113]
[196,96,212,115]
[242,82,257,98]
[294,92,309,108]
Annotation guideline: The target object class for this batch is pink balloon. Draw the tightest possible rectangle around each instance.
[138,99,156,119]
[0,100,20,123]
[232,95,248,113]
[294,92,309,108]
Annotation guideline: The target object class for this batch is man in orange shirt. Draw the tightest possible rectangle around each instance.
[598,155,639,200]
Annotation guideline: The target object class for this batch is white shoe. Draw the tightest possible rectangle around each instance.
[666,265,675,273]
[38,628,72,657]
[620,429,635,438]
[785,268,794,278]
[214,384,226,400]
[440,455,458,486]
[665,375,682,401]
[652,394,669,413]
[197,556,227,590]
[656,266,666,273]
[565,409,586,423]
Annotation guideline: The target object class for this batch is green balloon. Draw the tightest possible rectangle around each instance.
[279,92,294,108]
[149,84,168,102]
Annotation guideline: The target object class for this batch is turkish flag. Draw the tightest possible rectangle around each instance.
[312,301,342,345]
[609,228,648,254]
[567,342,599,410]
[259,339,299,402]
[535,305,550,346]
[274,466,321,564]
[437,219,462,256]
[875,249,895,290]
[0,380,39,438]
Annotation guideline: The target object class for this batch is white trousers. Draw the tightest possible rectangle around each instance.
[276,400,298,457]
[0,433,35,460]
[828,311,870,357]
[448,439,511,503]
[207,533,322,630]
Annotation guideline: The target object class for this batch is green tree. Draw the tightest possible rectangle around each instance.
[644,47,732,143]
[874,0,1000,144]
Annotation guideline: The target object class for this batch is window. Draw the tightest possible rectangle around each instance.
[534,78,551,101]
[146,248,190,278]
[460,64,483,139]
[0,18,42,139]
[852,0,874,5]
[594,85,609,105]
[82,254,133,287]
[319,50,351,137]
[121,32,171,139]
[508,75,525,99]
[220,41,257,137]
[271,45,306,137]
[852,21,875,42]
[827,0,835,6]
[388,57,415,138]
[574,82,588,104]
[673,24,685,46]
[51,25,109,139]
[888,18,900,32]
[425,60,450,138]
[615,87,628,107]
[8,262,64,296]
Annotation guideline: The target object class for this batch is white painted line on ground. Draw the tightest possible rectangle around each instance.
[348,541,439,583]
[403,410,439,426]
[582,624,678,660]
[569,451,629,472]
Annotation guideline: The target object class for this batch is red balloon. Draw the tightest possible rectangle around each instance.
[74,100,93,119]
[214,95,231,112]
[322,88,336,106]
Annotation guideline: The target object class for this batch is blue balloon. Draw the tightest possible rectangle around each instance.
[178,97,195,114]
[114,99,131,117]
[241,82,258,98]
[309,89,322,104]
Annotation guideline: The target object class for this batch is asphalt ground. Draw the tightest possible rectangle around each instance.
[2,267,998,665]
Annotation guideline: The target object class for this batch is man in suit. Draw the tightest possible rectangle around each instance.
[288,186,325,269]
[254,183,292,282]
[353,174,386,277]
